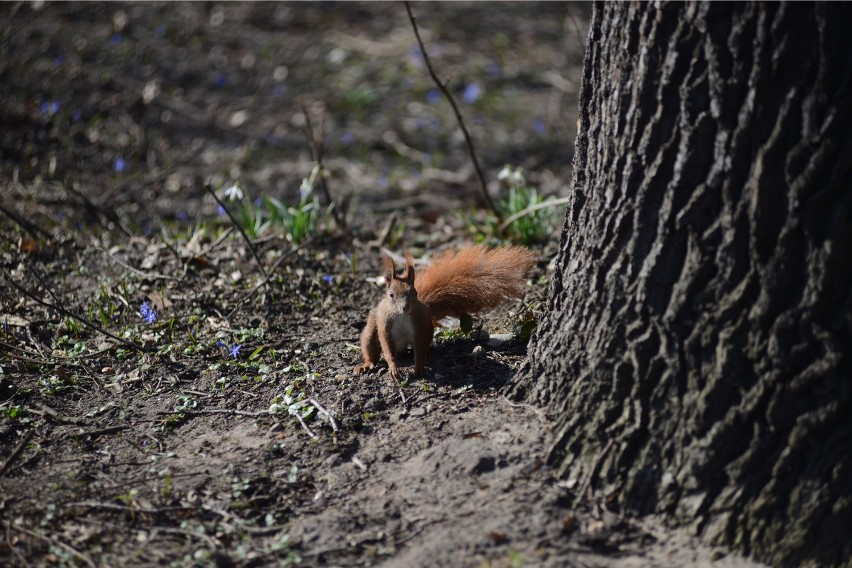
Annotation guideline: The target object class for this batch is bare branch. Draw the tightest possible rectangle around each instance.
[404,2,500,218]
[3,267,151,353]
[203,182,269,281]
[298,100,346,229]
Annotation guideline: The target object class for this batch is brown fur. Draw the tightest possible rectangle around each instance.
[417,245,537,322]
[354,245,536,380]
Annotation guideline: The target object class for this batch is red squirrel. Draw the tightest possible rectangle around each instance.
[354,245,536,381]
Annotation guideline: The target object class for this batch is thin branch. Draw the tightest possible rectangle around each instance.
[203,182,268,281]
[369,211,398,248]
[105,247,178,281]
[32,402,87,425]
[70,425,128,439]
[155,408,266,418]
[0,202,50,240]
[404,1,500,218]
[0,430,34,477]
[11,525,96,568]
[5,520,30,567]
[568,8,587,54]
[308,397,339,432]
[351,455,368,471]
[3,268,151,353]
[294,412,317,439]
[497,195,572,233]
[225,234,320,319]
[298,100,345,229]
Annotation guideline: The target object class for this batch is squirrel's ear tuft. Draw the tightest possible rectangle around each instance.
[403,250,415,282]
[381,251,396,285]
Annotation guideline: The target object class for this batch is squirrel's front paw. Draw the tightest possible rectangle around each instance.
[387,364,403,383]
[353,362,374,375]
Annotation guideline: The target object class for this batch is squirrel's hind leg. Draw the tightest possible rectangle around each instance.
[412,309,434,377]
[354,310,381,374]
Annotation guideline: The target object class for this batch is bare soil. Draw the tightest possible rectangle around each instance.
[1,3,761,567]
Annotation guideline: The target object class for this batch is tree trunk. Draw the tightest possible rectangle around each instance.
[514,3,852,566]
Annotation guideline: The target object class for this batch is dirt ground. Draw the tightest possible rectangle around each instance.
[1,3,762,567]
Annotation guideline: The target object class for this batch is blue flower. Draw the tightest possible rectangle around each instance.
[54,54,65,66]
[532,117,546,135]
[71,110,82,122]
[154,25,165,39]
[462,83,481,104]
[177,211,188,221]
[110,33,122,45]
[228,343,241,359]
[217,340,226,347]
[39,101,60,116]
[340,131,354,145]
[271,84,286,98]
[425,89,441,104]
[214,73,227,88]
[379,171,389,189]
[217,205,226,216]
[322,274,333,284]
[487,62,501,79]
[114,157,126,173]
[140,302,157,324]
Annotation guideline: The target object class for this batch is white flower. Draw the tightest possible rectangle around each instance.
[299,178,313,199]
[223,184,243,202]
[497,165,512,181]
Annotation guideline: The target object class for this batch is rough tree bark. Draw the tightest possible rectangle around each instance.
[514,3,852,566]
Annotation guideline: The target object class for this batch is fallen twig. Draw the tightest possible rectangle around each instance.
[11,525,96,568]
[225,234,320,319]
[497,195,571,233]
[71,425,128,439]
[3,267,151,353]
[203,182,269,281]
[4,520,30,567]
[351,456,368,471]
[405,1,500,218]
[0,202,50,241]
[294,412,317,439]
[32,402,87,425]
[0,430,35,477]
[308,397,339,432]
[104,247,177,281]
[155,408,266,418]
[71,500,287,536]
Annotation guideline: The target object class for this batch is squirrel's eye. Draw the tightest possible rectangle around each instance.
[388,292,394,298]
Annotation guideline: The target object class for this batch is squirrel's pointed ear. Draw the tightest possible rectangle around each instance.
[403,250,415,282]
[381,251,396,285]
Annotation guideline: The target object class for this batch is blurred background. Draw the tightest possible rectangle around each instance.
[0,1,588,240]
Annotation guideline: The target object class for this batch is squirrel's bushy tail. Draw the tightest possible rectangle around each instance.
[417,245,536,322]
